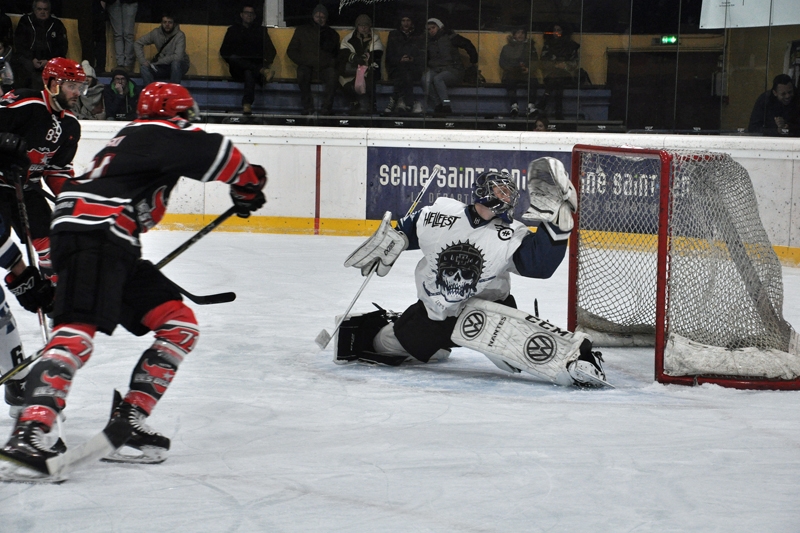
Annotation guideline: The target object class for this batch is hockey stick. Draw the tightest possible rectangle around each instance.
[315,164,445,349]
[155,206,237,269]
[11,175,49,343]
[154,206,239,304]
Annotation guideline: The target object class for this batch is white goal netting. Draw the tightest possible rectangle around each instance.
[339,0,393,13]
[570,147,800,386]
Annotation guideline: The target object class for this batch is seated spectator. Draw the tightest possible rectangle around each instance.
[13,0,68,90]
[540,23,580,120]
[532,112,550,131]
[134,12,190,86]
[421,17,477,116]
[71,59,106,119]
[287,4,339,115]
[748,74,799,136]
[220,2,277,115]
[384,12,423,115]
[337,14,383,115]
[0,8,14,94]
[103,67,139,120]
[500,28,540,118]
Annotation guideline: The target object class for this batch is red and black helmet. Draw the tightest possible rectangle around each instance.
[41,57,87,89]
[137,82,198,119]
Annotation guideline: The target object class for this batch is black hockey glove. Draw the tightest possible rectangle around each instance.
[230,164,267,218]
[0,133,30,184]
[5,266,55,314]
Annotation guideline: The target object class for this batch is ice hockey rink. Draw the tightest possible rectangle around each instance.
[1,229,799,532]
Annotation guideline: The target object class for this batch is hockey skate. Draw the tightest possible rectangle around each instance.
[568,340,613,389]
[4,378,25,418]
[0,420,67,483]
[102,391,170,464]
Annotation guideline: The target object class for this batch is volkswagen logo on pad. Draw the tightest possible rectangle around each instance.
[460,311,485,339]
[525,334,556,363]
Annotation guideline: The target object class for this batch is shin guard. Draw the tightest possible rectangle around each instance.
[19,324,96,428]
[125,301,198,415]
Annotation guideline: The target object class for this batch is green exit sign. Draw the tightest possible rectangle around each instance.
[661,35,678,44]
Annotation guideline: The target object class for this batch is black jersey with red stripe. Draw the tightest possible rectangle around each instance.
[50,117,261,255]
[0,89,81,191]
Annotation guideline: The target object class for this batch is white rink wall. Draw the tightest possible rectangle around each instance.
[74,122,800,250]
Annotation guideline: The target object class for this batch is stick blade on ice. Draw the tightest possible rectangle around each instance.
[315,329,332,349]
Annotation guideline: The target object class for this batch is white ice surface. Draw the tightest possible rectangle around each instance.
[1,231,799,532]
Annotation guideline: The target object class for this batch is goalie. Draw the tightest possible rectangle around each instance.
[336,158,609,388]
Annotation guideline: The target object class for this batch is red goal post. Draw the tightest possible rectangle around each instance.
[567,144,800,390]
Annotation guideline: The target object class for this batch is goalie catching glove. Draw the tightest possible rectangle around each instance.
[230,164,267,218]
[5,265,55,314]
[521,157,577,232]
[344,211,408,277]
[0,133,30,184]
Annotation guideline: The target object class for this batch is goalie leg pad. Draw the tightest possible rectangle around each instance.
[334,309,397,364]
[451,298,587,386]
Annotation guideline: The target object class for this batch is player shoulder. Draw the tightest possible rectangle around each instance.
[432,196,467,210]
[0,89,43,107]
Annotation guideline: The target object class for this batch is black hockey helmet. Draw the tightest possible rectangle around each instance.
[473,170,519,223]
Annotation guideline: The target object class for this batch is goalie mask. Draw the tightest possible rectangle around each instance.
[473,171,519,223]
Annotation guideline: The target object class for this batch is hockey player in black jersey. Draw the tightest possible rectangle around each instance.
[336,160,609,388]
[0,82,267,479]
[0,57,84,281]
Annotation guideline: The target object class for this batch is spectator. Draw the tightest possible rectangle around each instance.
[337,13,383,115]
[533,113,549,131]
[0,7,12,93]
[103,66,139,120]
[748,74,799,136]
[134,12,190,86]
[384,12,423,115]
[220,2,277,116]
[287,3,339,115]
[70,59,106,119]
[421,17,477,116]
[499,28,540,118]
[13,0,68,90]
[107,0,137,71]
[539,23,580,120]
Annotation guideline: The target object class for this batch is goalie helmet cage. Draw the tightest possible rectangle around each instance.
[567,144,800,390]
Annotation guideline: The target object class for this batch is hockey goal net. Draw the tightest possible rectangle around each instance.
[567,145,800,389]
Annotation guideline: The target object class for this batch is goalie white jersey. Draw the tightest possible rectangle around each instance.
[400,197,530,321]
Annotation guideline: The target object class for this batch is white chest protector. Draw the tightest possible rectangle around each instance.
[414,197,528,321]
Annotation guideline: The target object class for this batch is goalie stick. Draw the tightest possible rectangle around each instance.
[315,165,445,349]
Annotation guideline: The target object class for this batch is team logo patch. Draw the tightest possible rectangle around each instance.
[524,334,556,363]
[460,311,486,339]
[496,226,513,241]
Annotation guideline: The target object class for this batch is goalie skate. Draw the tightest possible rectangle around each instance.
[567,343,613,389]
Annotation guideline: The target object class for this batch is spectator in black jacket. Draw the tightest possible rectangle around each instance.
[499,28,540,118]
[13,0,68,90]
[103,67,139,121]
[287,3,339,115]
[421,18,477,116]
[220,2,277,115]
[337,13,383,115]
[384,12,423,115]
[748,74,799,136]
[539,23,580,120]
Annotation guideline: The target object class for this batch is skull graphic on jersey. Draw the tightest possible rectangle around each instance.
[430,241,485,302]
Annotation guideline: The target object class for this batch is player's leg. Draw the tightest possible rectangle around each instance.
[334,300,453,366]
[107,260,195,463]
[451,299,609,387]
[0,291,28,418]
